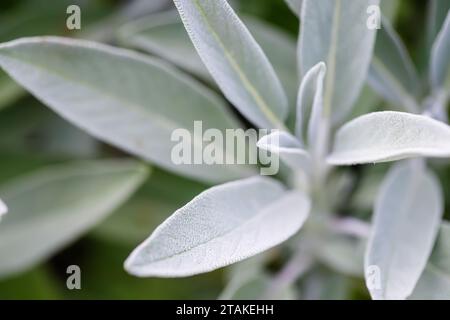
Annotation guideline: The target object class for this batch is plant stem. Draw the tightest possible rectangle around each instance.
[330,217,371,239]
[261,247,313,299]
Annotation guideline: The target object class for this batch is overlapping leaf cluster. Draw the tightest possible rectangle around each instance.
[0,0,449,300]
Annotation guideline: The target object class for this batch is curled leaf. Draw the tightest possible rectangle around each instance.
[257,131,311,174]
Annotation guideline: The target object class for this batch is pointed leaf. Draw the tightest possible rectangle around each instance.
[430,11,450,93]
[296,62,327,147]
[299,0,379,123]
[125,177,311,277]
[257,131,311,173]
[0,37,253,183]
[328,111,450,165]
[369,18,421,112]
[365,161,443,300]
[173,0,288,129]
[0,160,148,278]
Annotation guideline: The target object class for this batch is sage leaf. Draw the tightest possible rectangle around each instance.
[173,0,288,129]
[427,0,450,51]
[257,131,311,174]
[430,11,450,93]
[368,18,421,112]
[295,62,326,147]
[0,160,148,278]
[118,13,298,109]
[299,0,379,123]
[285,0,303,17]
[0,37,253,183]
[365,161,443,300]
[125,177,311,277]
[411,222,450,299]
[328,111,450,165]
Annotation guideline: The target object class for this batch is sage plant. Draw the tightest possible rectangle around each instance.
[0,0,449,300]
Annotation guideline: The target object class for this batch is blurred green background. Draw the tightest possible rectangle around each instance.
[0,0,447,300]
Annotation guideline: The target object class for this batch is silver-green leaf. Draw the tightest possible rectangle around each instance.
[125,177,311,277]
[0,160,148,278]
[430,11,450,93]
[328,111,450,165]
[285,0,303,17]
[365,161,444,300]
[173,0,288,129]
[0,37,253,183]
[427,0,450,51]
[299,0,379,123]
[296,62,326,148]
[369,17,421,112]
[118,13,298,110]
[257,131,311,174]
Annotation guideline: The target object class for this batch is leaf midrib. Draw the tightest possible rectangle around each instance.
[323,0,341,117]
[137,192,294,267]
[0,50,245,170]
[191,0,287,130]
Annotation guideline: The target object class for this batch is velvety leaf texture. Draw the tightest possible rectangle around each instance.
[365,161,443,300]
[328,111,450,165]
[0,160,148,278]
[125,177,311,277]
[173,0,288,129]
[0,37,253,183]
